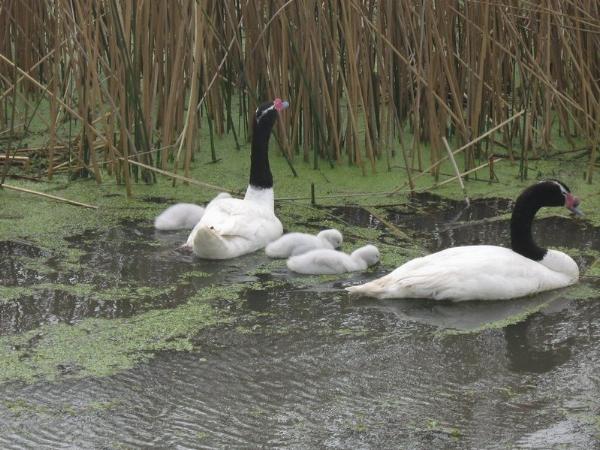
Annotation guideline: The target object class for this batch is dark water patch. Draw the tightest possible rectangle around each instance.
[66,225,190,287]
[0,241,51,286]
[424,216,594,250]
[65,221,266,287]
[142,196,173,204]
[330,205,385,230]
[0,241,48,259]
[0,220,278,333]
[504,313,574,374]
[386,193,513,234]
[0,276,250,336]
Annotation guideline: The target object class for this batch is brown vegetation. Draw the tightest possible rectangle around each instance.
[0,0,599,191]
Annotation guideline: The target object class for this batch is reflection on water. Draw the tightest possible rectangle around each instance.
[363,288,567,333]
[504,314,573,374]
[0,196,599,448]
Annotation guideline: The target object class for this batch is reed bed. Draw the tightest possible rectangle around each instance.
[0,0,599,193]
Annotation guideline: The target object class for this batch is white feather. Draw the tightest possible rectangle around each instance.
[287,244,380,275]
[265,229,343,258]
[188,186,282,259]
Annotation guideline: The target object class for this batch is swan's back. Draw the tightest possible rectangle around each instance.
[347,246,577,301]
[192,196,282,259]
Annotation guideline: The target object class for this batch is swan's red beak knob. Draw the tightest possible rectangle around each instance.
[273,98,289,112]
[565,193,583,216]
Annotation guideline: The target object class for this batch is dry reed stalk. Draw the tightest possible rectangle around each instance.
[390,109,524,194]
[0,0,598,192]
[426,158,503,192]
[120,157,230,193]
[442,136,470,206]
[0,182,98,209]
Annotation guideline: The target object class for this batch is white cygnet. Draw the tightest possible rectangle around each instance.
[154,203,206,230]
[155,192,231,231]
[265,229,343,258]
[286,244,380,275]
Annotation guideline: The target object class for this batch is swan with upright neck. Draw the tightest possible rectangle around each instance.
[346,180,581,301]
[189,98,288,259]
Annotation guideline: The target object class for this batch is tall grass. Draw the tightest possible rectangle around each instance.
[1,0,599,191]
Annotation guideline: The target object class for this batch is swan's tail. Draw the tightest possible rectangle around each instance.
[346,278,390,298]
[192,225,231,259]
[346,271,414,299]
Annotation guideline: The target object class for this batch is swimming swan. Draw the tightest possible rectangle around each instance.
[189,98,289,259]
[265,229,343,258]
[346,180,582,301]
[287,244,380,274]
[155,193,231,231]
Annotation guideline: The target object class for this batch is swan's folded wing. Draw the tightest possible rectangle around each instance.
[200,198,280,239]
[386,249,544,300]
[349,246,567,301]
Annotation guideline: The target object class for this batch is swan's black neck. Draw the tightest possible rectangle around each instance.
[510,187,548,261]
[249,119,274,189]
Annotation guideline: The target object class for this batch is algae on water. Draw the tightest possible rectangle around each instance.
[0,283,242,383]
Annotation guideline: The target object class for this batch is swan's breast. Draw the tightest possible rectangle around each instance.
[540,250,579,282]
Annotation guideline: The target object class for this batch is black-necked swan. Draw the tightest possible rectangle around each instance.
[265,229,343,258]
[189,98,289,259]
[154,193,231,231]
[346,180,582,301]
[287,244,380,274]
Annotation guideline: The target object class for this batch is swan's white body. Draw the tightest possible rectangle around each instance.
[346,245,578,301]
[189,186,283,259]
[265,229,343,258]
[154,203,205,230]
[287,244,380,275]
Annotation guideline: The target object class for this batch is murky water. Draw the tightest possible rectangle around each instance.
[1,195,599,448]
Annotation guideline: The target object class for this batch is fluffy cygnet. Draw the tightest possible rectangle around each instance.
[155,192,231,231]
[265,229,343,258]
[154,203,206,230]
[286,244,380,275]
